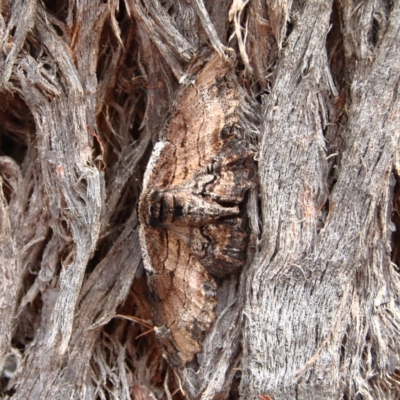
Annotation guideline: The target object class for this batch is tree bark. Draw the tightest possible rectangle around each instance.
[0,0,399,399]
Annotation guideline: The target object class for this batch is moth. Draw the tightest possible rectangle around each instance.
[139,46,252,367]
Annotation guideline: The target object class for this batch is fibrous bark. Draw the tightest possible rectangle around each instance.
[0,0,399,399]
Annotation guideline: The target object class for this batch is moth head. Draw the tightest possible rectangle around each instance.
[145,190,174,228]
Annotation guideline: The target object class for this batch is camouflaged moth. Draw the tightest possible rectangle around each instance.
[139,46,251,366]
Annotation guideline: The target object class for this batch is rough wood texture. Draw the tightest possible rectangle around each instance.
[0,0,399,399]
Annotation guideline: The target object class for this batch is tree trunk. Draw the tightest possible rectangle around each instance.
[1,0,399,399]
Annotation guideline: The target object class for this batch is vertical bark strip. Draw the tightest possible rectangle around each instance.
[0,173,18,374]
[243,1,334,397]
[244,1,400,399]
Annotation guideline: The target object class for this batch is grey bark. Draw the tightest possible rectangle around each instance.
[0,0,399,399]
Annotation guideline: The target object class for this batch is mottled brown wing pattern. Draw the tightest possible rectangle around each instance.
[139,47,252,366]
[140,226,216,366]
[162,47,239,187]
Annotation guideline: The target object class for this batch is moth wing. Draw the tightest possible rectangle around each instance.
[169,219,248,278]
[169,137,253,204]
[205,137,253,203]
[163,51,239,187]
[140,140,177,194]
[139,226,217,366]
[200,217,248,277]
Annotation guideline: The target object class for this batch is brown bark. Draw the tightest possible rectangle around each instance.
[0,0,399,399]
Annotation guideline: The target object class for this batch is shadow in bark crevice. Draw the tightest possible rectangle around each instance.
[42,0,69,22]
[0,92,33,165]
[390,171,400,270]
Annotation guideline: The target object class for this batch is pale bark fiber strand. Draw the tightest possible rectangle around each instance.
[244,1,400,399]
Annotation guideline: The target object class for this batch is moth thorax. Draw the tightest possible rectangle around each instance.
[147,190,239,228]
